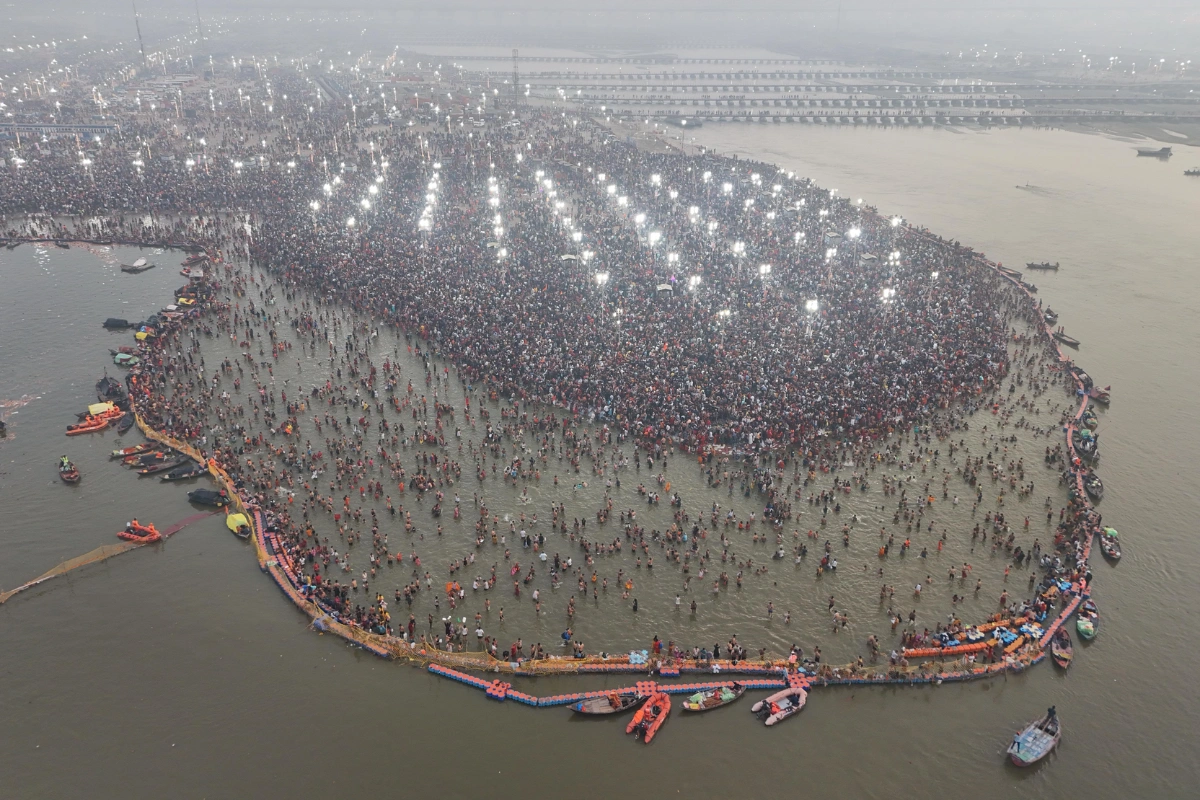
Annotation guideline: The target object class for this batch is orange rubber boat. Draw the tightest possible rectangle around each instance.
[626,692,670,743]
[66,416,112,435]
[117,521,161,544]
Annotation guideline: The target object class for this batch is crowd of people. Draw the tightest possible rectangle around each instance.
[0,95,1097,667]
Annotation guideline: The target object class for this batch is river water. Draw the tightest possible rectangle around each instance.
[2,127,1198,798]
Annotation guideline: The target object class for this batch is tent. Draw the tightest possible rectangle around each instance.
[225,513,249,533]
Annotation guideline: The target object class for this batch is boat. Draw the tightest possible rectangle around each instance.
[124,450,175,467]
[1083,472,1104,501]
[1072,429,1100,462]
[1026,262,1060,271]
[1051,629,1073,670]
[117,520,162,544]
[997,265,1023,279]
[182,254,209,267]
[54,240,70,249]
[112,443,154,458]
[121,257,156,274]
[102,318,133,330]
[137,458,188,476]
[1007,709,1061,766]
[96,375,127,401]
[188,488,231,508]
[116,414,135,434]
[1186,168,1200,176]
[1080,408,1099,430]
[751,686,808,726]
[1077,614,1097,640]
[1136,146,1172,158]
[626,692,670,743]
[5,241,20,249]
[66,416,111,435]
[161,461,207,481]
[570,693,642,715]
[681,682,746,712]
[1053,331,1081,348]
[1099,527,1121,561]
[59,460,81,484]
[226,513,252,538]
[113,352,140,367]
[1086,385,1112,404]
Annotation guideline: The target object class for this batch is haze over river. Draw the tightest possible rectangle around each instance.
[3,125,1198,798]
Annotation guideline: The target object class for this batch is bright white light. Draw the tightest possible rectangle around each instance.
[847,227,861,240]
[595,272,610,286]
[717,308,731,319]
[607,184,617,195]
[572,231,583,242]
[688,275,702,289]
[648,231,662,246]
[758,264,772,276]
[651,174,661,185]
[722,182,733,194]
[634,212,646,225]
[347,216,356,227]
[310,201,320,211]
[805,299,819,313]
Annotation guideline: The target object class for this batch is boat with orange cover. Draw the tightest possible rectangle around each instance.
[626,692,670,743]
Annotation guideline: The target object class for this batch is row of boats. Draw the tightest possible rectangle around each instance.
[573,681,809,744]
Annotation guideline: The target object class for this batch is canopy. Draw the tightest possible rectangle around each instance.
[656,283,673,293]
[88,401,117,416]
[134,331,150,341]
[226,513,249,533]
[560,254,578,261]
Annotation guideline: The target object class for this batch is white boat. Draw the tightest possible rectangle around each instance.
[750,686,807,726]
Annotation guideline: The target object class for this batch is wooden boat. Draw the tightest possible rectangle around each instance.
[188,488,230,508]
[116,414,135,434]
[121,257,156,274]
[59,460,81,484]
[1007,709,1061,766]
[570,693,641,715]
[1026,262,1060,271]
[102,318,133,330]
[681,682,746,712]
[54,240,70,249]
[1185,167,1200,176]
[182,254,209,267]
[1099,528,1121,561]
[997,265,1023,279]
[1051,629,1073,669]
[113,352,140,367]
[124,450,175,466]
[1053,331,1081,348]
[1043,309,1059,326]
[626,692,670,743]
[112,443,154,458]
[137,458,187,476]
[1083,473,1104,501]
[160,461,206,481]
[96,375,126,401]
[751,687,807,726]
[1077,614,1097,640]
